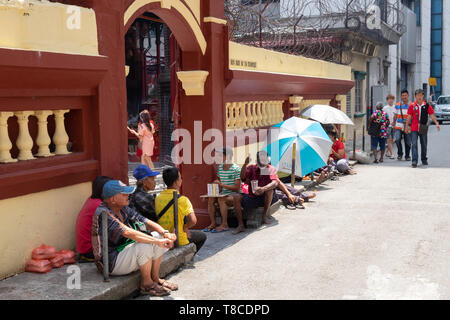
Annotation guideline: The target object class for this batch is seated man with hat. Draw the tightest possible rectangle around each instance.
[129,164,160,221]
[91,180,178,297]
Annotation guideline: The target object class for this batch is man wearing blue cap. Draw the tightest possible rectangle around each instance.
[129,165,160,221]
[91,180,178,296]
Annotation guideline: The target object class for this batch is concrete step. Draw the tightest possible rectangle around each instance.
[0,244,196,300]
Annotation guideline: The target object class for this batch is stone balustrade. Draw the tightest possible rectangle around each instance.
[0,110,71,164]
[226,100,285,130]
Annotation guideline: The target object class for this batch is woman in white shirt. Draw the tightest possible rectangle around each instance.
[383,94,396,159]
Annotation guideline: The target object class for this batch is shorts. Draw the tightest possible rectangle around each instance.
[371,136,386,151]
[111,233,168,276]
[241,192,278,209]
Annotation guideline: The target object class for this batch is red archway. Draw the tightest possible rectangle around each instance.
[123,2,204,55]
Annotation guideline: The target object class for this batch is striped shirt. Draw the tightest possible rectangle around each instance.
[218,163,241,195]
[394,101,411,130]
[91,204,149,274]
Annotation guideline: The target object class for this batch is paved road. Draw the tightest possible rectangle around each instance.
[138,124,450,300]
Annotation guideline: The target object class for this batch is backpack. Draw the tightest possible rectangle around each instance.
[368,115,382,137]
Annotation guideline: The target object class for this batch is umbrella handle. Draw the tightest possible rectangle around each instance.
[291,143,296,188]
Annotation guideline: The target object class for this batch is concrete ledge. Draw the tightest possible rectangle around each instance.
[0,243,196,300]
[215,199,283,229]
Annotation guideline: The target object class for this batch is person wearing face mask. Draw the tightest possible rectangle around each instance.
[91,180,178,297]
[239,150,279,226]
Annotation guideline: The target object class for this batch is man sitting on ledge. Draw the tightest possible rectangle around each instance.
[156,167,207,253]
[238,150,279,226]
[92,180,178,297]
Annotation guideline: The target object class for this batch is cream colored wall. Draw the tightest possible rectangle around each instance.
[346,53,369,142]
[232,142,264,167]
[229,41,352,81]
[0,183,91,280]
[0,1,99,56]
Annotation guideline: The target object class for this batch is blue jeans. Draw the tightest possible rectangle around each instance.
[394,129,411,158]
[410,131,428,164]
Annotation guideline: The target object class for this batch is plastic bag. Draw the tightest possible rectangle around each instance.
[31,244,57,260]
[25,259,52,274]
[57,250,76,265]
[354,150,370,164]
[50,255,65,268]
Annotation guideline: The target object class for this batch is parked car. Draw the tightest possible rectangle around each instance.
[434,95,450,124]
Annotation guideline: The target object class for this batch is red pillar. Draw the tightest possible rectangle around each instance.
[178,0,227,228]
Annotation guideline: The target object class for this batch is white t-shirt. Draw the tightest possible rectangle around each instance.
[383,105,396,127]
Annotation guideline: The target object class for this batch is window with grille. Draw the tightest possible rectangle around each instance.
[346,91,352,116]
[355,79,363,113]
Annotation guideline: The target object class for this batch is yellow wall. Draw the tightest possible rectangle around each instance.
[346,53,369,142]
[0,183,91,280]
[229,41,352,81]
[0,1,99,56]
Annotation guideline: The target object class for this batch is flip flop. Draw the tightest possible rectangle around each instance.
[140,283,170,297]
[210,228,229,233]
[202,226,215,232]
[285,204,296,210]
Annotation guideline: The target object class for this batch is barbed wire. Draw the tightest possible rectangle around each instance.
[225,0,406,65]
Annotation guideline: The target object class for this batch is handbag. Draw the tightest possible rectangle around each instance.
[368,114,382,137]
[414,105,428,135]
[368,115,381,137]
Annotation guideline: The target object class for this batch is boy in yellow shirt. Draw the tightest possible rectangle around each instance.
[155,167,206,252]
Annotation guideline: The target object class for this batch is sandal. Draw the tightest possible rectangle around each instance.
[159,279,179,291]
[140,283,171,296]
[285,203,296,210]
[202,226,215,232]
[210,228,230,233]
[295,203,305,209]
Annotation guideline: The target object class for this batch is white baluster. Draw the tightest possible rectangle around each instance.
[231,102,239,129]
[248,101,255,128]
[53,109,71,155]
[15,111,35,161]
[262,101,269,126]
[278,101,284,123]
[267,101,274,125]
[252,102,259,128]
[35,110,55,157]
[243,101,251,129]
[226,103,231,129]
[257,101,263,127]
[0,112,17,163]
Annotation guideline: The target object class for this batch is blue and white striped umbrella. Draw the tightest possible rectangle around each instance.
[263,117,332,177]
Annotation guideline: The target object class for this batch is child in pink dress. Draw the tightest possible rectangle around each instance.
[128,111,155,169]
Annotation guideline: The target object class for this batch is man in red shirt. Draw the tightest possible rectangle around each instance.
[329,131,356,175]
[239,151,279,226]
[405,89,440,168]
